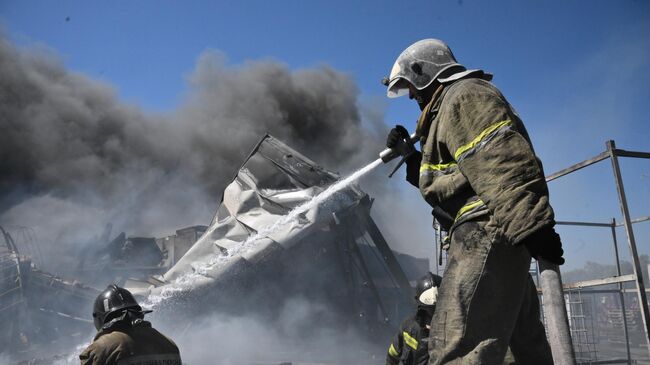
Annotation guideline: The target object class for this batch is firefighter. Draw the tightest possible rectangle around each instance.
[386,272,442,365]
[384,39,564,364]
[80,284,181,365]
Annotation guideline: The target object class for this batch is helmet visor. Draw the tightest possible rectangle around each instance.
[418,286,439,306]
[387,77,411,98]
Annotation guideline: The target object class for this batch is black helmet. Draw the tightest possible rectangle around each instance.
[414,272,442,307]
[92,284,148,330]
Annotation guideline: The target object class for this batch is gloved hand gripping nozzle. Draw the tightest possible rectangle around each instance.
[380,125,419,177]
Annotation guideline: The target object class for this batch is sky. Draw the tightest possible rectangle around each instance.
[1,0,649,272]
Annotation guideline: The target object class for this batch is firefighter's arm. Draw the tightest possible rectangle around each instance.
[79,337,121,365]
[386,329,403,365]
[442,80,555,245]
[79,344,105,365]
[418,112,472,209]
[79,349,93,365]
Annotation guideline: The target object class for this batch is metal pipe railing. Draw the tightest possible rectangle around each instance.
[543,140,650,362]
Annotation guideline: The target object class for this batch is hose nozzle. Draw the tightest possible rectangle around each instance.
[379,132,419,163]
[379,131,419,178]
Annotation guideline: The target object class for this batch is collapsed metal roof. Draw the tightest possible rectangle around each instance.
[2,135,425,364]
[142,135,414,305]
[131,136,419,364]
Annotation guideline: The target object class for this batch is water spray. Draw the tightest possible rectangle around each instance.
[145,131,420,307]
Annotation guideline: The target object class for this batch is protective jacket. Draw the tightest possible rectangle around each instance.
[386,310,430,365]
[415,76,555,245]
[79,320,181,365]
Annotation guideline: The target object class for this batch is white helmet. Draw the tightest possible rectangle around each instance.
[415,272,443,307]
[385,39,466,98]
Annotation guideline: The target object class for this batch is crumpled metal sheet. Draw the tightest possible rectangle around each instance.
[159,135,366,288]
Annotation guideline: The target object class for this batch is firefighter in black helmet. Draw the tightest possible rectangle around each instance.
[79,284,181,365]
[386,272,442,365]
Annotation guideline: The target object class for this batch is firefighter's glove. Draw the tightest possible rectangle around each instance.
[387,125,419,185]
[405,151,422,188]
[386,125,412,152]
[523,226,565,265]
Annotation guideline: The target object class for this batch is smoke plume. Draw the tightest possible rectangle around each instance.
[0,36,392,271]
[0,32,441,365]
[171,297,384,365]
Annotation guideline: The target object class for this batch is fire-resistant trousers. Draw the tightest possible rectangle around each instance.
[428,220,554,365]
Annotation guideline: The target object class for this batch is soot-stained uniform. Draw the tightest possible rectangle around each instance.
[386,311,430,365]
[79,320,181,365]
[411,76,554,365]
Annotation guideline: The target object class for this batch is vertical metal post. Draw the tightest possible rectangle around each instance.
[607,140,650,356]
[539,259,577,365]
[330,218,356,316]
[610,218,631,364]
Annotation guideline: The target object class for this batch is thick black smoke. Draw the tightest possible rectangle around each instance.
[0,39,383,203]
[0,33,443,365]
[0,37,391,271]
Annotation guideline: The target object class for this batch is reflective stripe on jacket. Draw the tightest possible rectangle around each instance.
[417,77,555,245]
[386,315,429,365]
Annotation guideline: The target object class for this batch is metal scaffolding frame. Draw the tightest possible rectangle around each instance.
[0,226,24,314]
[545,140,650,363]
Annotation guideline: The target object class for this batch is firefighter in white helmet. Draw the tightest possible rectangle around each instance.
[386,272,441,365]
[384,39,562,364]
